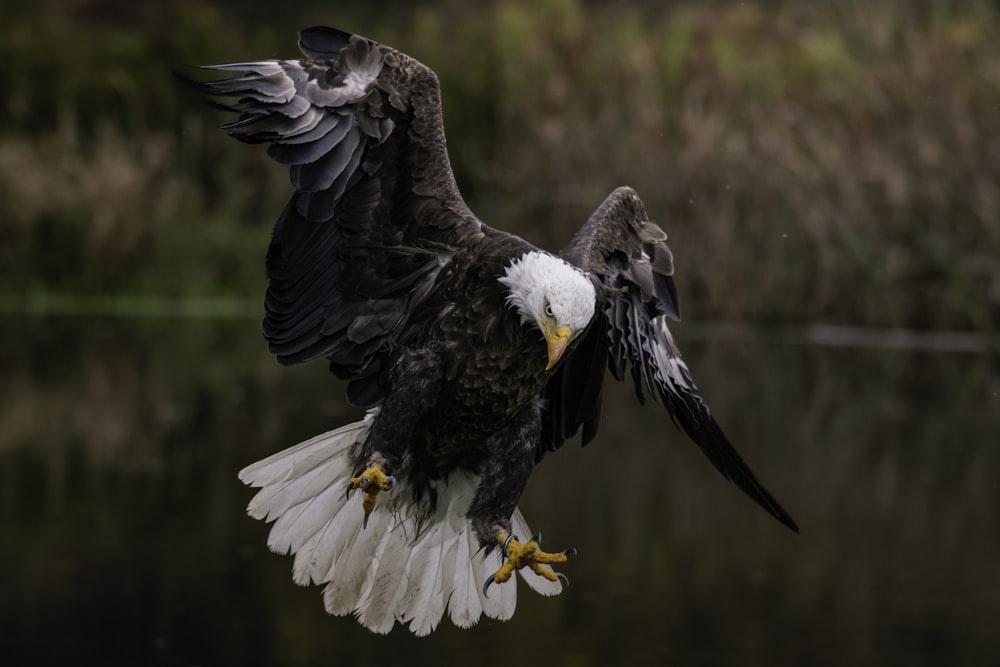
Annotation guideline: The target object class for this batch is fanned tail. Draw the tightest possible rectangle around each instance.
[238,410,563,635]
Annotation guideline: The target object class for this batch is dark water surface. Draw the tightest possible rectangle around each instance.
[1,316,997,666]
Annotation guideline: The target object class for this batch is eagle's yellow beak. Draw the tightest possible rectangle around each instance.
[543,323,573,371]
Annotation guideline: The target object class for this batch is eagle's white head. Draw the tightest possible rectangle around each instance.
[498,251,597,370]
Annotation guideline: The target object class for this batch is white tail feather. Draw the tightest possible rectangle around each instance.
[239,412,565,635]
[400,519,455,635]
[355,518,411,632]
[447,524,481,628]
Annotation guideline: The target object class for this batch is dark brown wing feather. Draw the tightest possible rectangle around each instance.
[555,187,798,532]
[192,27,486,406]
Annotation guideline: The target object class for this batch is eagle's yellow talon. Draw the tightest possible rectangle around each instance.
[350,465,395,528]
[482,532,574,597]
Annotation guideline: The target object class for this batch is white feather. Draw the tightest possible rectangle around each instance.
[268,480,347,554]
[401,521,453,635]
[291,491,358,585]
[321,499,386,616]
[355,518,410,633]
[394,523,441,632]
[398,480,470,635]
[447,524,482,628]
[239,415,563,635]
[238,417,366,489]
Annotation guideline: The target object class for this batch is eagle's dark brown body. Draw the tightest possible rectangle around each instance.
[347,231,575,538]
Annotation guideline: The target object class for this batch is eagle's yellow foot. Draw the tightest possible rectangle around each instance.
[482,532,576,597]
[350,465,396,529]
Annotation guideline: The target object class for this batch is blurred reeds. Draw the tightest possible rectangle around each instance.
[1,0,997,331]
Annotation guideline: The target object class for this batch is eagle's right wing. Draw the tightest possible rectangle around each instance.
[188,27,486,406]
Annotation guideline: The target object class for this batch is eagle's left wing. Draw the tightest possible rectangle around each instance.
[552,187,798,532]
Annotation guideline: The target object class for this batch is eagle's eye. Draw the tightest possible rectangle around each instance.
[544,303,554,318]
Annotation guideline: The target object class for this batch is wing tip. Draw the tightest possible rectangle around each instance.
[766,500,800,533]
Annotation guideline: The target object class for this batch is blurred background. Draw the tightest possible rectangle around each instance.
[1,0,998,665]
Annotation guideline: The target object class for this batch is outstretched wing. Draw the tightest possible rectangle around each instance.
[553,187,798,532]
[189,27,485,406]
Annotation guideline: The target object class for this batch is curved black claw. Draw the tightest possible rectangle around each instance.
[501,533,518,560]
[563,547,578,556]
[557,572,570,587]
[362,513,371,530]
[361,474,396,491]
[483,573,497,598]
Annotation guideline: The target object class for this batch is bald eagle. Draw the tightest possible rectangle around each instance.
[192,26,797,635]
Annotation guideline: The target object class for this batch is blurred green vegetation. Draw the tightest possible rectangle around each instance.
[1,0,998,331]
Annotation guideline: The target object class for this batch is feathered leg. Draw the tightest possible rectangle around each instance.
[353,348,444,525]
[466,399,575,595]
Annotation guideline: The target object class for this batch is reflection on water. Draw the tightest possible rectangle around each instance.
[1,316,997,666]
